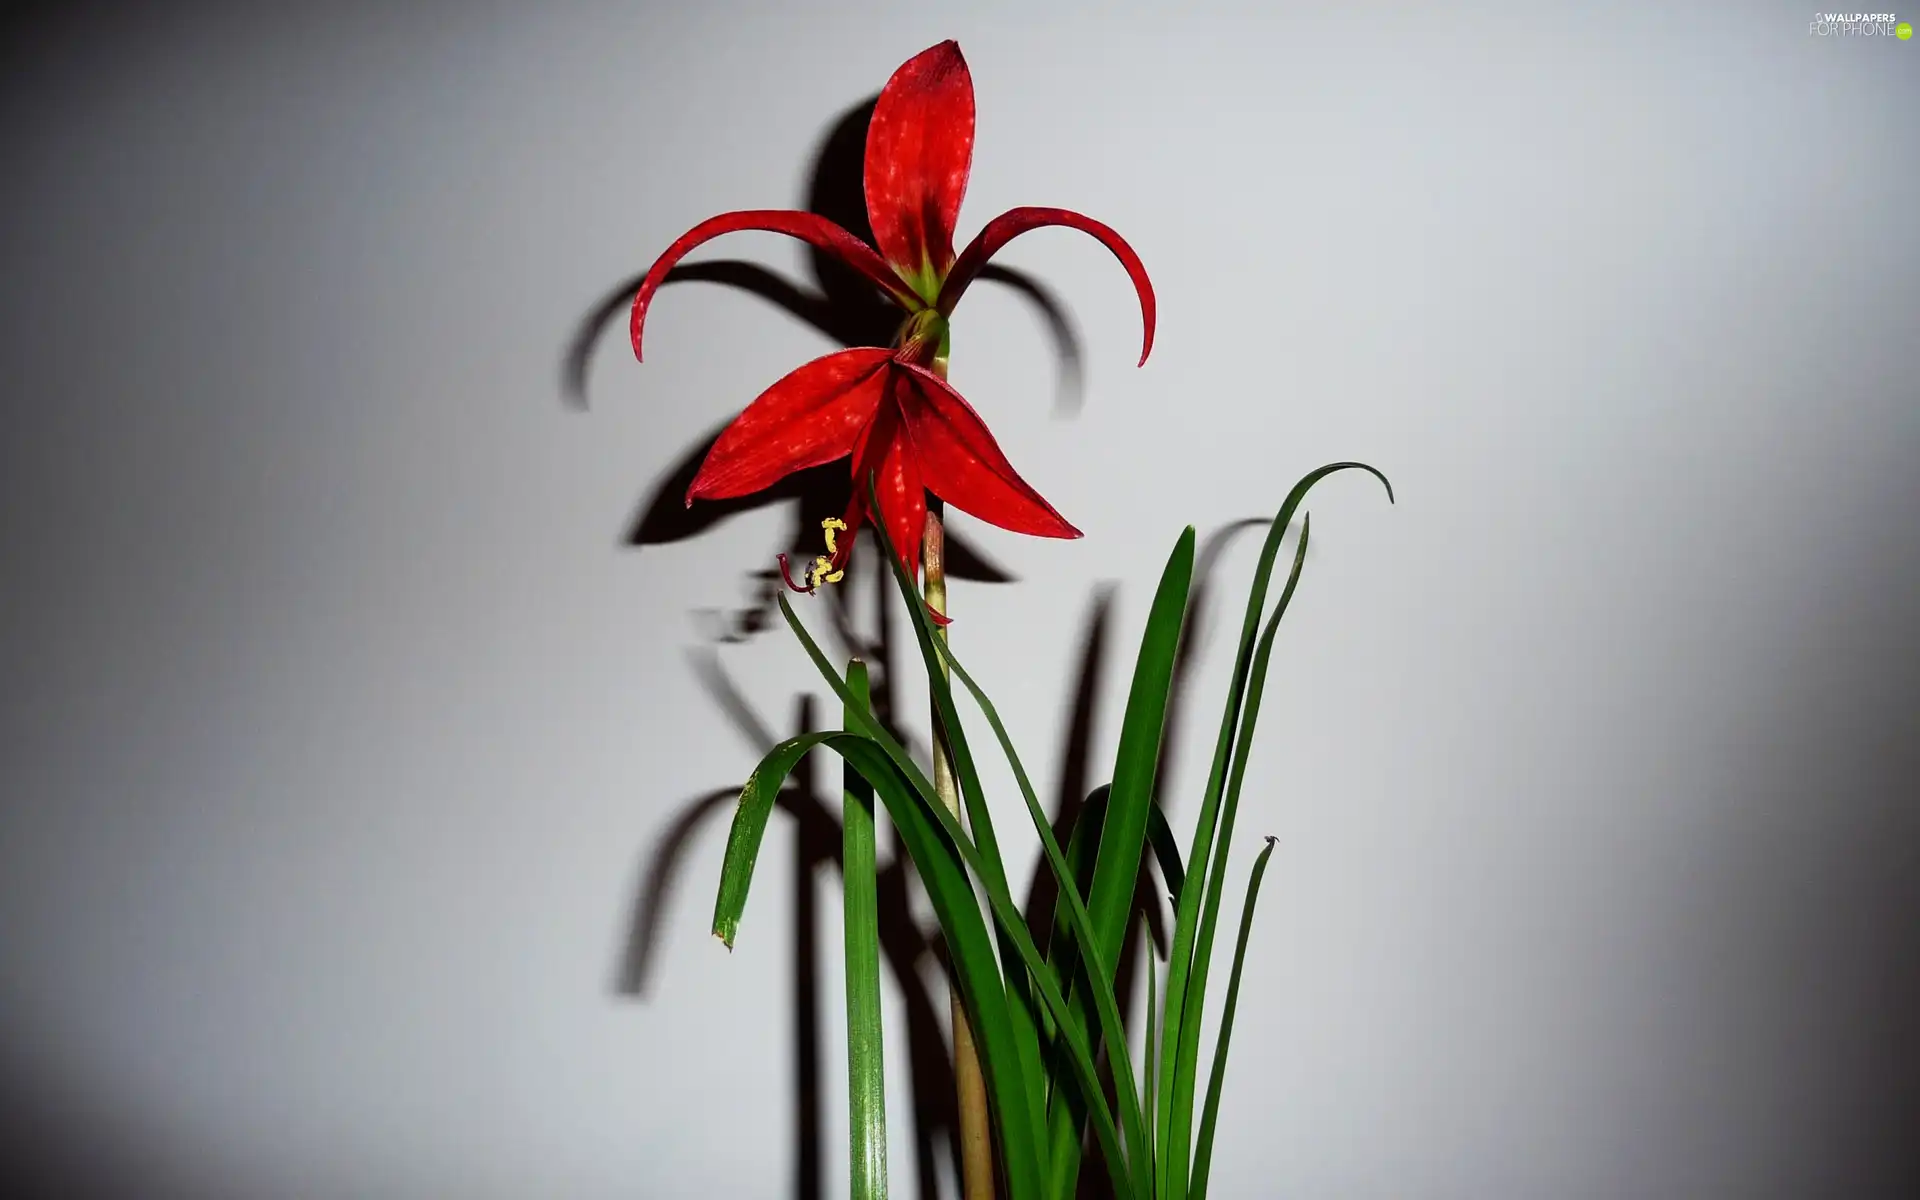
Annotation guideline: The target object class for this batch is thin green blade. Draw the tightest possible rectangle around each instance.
[774,598,1136,1196]
[842,661,888,1200]
[711,737,818,948]
[1048,525,1195,1196]
[1167,516,1309,1198]
[1089,525,1195,978]
[1189,837,1279,1200]
[1147,801,1186,906]
[933,642,1163,1200]
[1156,464,1392,1199]
[837,733,1047,1200]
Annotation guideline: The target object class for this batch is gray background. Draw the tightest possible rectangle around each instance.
[2,1,1915,1197]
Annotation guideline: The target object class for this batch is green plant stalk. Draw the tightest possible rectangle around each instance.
[1189,837,1278,1200]
[843,660,888,1200]
[924,507,997,1200]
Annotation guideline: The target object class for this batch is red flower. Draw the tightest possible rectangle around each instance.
[630,40,1154,588]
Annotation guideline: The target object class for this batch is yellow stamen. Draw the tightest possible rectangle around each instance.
[821,517,848,557]
[807,518,849,589]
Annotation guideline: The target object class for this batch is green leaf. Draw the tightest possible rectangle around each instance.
[837,732,1048,1200]
[1038,787,1181,1051]
[1156,463,1392,1200]
[860,489,1155,1198]
[713,723,1048,1198]
[1039,786,1107,1055]
[842,661,888,1200]
[1048,525,1195,1195]
[1189,837,1279,1200]
[1147,801,1186,907]
[710,738,812,949]
[1145,948,1159,1189]
[1090,525,1195,980]
[773,596,1137,1196]
[928,647,1160,1200]
[1166,515,1309,1199]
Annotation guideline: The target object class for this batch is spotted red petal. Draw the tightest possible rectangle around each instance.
[630,211,917,361]
[894,362,1081,540]
[686,348,892,504]
[937,206,1156,366]
[865,41,975,298]
[834,398,929,583]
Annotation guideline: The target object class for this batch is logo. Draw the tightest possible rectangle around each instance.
[1808,11,1907,35]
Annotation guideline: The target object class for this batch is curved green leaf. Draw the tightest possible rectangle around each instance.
[1158,462,1392,1200]
[711,735,822,949]
[1167,516,1308,1197]
[1047,525,1194,1196]
[1189,837,1279,1200]
[773,597,1135,1195]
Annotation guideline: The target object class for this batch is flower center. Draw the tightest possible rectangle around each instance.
[808,517,849,588]
[780,517,850,593]
[893,309,949,369]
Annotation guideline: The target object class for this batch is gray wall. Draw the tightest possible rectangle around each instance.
[2,2,1915,1197]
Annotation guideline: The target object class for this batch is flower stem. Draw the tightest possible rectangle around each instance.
[923,502,995,1200]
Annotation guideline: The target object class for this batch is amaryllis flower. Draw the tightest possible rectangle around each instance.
[630,39,1154,590]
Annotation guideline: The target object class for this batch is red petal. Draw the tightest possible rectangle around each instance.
[938,207,1156,366]
[847,399,929,583]
[865,41,975,298]
[686,348,891,503]
[630,211,916,361]
[893,363,1081,540]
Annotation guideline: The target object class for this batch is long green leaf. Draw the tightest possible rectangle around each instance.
[842,661,887,1200]
[1046,526,1194,1196]
[774,597,1134,1195]
[710,737,812,949]
[1038,788,1181,1056]
[860,481,1144,1190]
[860,482,1154,1199]
[1147,802,1186,907]
[930,642,1162,1200]
[1145,948,1159,1190]
[1167,515,1309,1198]
[711,725,1048,1199]
[1156,463,1391,1200]
[1088,526,1194,980]
[839,734,1047,1200]
[1189,837,1279,1200]
[1047,785,1109,1022]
